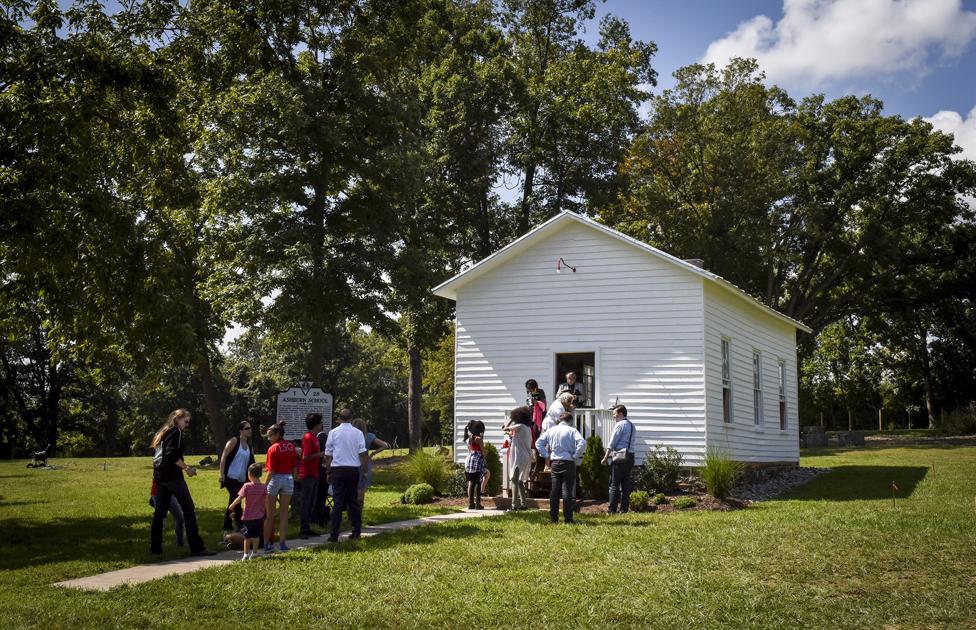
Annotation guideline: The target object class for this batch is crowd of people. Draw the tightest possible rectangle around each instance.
[461,372,638,523]
[149,407,388,559]
[148,372,637,557]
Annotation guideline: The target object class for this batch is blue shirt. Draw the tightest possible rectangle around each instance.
[609,418,635,451]
[535,422,585,461]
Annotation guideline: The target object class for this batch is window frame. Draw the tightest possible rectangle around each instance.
[752,350,763,426]
[721,337,732,423]
[778,359,787,430]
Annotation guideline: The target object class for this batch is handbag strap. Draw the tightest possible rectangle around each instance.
[625,420,633,454]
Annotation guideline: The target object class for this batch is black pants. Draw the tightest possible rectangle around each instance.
[549,460,576,523]
[300,476,319,531]
[151,476,205,553]
[223,478,244,530]
[608,456,634,513]
[329,466,362,541]
[314,468,331,526]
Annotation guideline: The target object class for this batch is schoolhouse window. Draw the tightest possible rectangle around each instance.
[752,350,762,425]
[721,338,732,423]
[778,360,787,430]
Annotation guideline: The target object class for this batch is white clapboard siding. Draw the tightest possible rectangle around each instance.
[452,220,707,464]
[702,282,800,463]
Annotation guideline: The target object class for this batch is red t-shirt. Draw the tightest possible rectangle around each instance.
[265,440,297,474]
[299,432,320,479]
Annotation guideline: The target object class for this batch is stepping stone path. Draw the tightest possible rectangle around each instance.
[56,508,505,592]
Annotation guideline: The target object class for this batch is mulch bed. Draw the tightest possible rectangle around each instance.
[428,492,747,514]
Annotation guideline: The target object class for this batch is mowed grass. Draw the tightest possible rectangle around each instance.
[1,447,975,629]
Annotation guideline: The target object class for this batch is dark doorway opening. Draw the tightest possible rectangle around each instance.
[554,352,595,408]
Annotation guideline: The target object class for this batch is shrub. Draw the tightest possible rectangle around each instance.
[56,432,95,457]
[673,496,697,509]
[635,445,683,493]
[483,442,502,496]
[629,490,650,512]
[442,465,468,498]
[652,492,669,505]
[699,449,743,499]
[402,450,452,493]
[934,411,976,437]
[401,483,435,505]
[580,435,609,500]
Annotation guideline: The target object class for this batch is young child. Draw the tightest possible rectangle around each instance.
[227,463,268,560]
[464,420,487,510]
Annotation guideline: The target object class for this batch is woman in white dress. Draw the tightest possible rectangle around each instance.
[504,406,534,511]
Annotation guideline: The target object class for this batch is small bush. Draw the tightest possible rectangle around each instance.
[635,445,683,493]
[402,450,452,493]
[652,492,669,505]
[56,432,95,457]
[934,411,976,437]
[673,496,697,509]
[483,442,502,496]
[401,483,435,505]
[442,465,468,498]
[580,435,609,500]
[700,449,743,499]
[629,490,650,512]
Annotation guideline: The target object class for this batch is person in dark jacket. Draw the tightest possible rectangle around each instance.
[149,409,214,556]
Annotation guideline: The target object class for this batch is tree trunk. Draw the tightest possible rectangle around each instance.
[195,353,228,455]
[917,322,937,429]
[519,161,537,233]
[407,345,423,453]
[847,408,853,432]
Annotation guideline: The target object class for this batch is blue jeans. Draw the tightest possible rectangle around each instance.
[608,457,634,513]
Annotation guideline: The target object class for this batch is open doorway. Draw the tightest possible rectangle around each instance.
[554,352,595,408]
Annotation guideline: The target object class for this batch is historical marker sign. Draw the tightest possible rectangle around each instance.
[275,381,333,441]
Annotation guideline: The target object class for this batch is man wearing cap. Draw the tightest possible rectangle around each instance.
[535,411,585,524]
[323,408,368,542]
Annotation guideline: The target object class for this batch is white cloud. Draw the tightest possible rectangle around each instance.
[702,0,976,85]
[925,106,976,161]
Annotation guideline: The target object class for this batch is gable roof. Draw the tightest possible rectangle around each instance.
[432,211,813,334]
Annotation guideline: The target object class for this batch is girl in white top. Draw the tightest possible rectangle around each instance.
[504,407,534,510]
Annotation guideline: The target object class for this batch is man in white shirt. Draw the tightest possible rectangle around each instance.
[535,412,585,524]
[323,408,368,542]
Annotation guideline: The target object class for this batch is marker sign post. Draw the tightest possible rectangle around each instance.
[275,382,333,441]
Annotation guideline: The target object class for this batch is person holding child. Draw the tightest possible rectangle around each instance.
[263,422,297,552]
[227,462,268,560]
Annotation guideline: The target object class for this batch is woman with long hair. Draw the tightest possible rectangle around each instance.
[218,420,256,534]
[150,409,213,556]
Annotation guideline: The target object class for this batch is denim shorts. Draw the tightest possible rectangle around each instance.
[267,473,294,498]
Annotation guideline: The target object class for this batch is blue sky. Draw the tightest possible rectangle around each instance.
[589,0,976,159]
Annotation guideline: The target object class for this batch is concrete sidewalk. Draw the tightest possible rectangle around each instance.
[55,508,504,592]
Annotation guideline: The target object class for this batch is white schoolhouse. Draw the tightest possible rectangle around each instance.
[433,211,812,466]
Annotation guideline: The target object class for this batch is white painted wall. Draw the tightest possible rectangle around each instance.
[702,282,801,463]
[452,221,708,465]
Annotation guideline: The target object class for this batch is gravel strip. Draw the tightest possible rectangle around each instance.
[731,467,831,502]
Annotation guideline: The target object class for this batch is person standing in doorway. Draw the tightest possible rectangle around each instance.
[299,413,325,538]
[149,409,214,556]
[602,405,636,514]
[535,411,585,524]
[218,421,255,534]
[556,371,586,408]
[323,409,368,542]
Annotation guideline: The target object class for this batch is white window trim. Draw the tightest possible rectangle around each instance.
[778,358,787,431]
[721,337,732,423]
[752,349,762,426]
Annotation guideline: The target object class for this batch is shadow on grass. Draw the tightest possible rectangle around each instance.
[0,509,229,572]
[777,465,929,501]
[803,443,976,458]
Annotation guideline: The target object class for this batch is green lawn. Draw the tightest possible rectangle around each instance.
[1,446,975,629]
